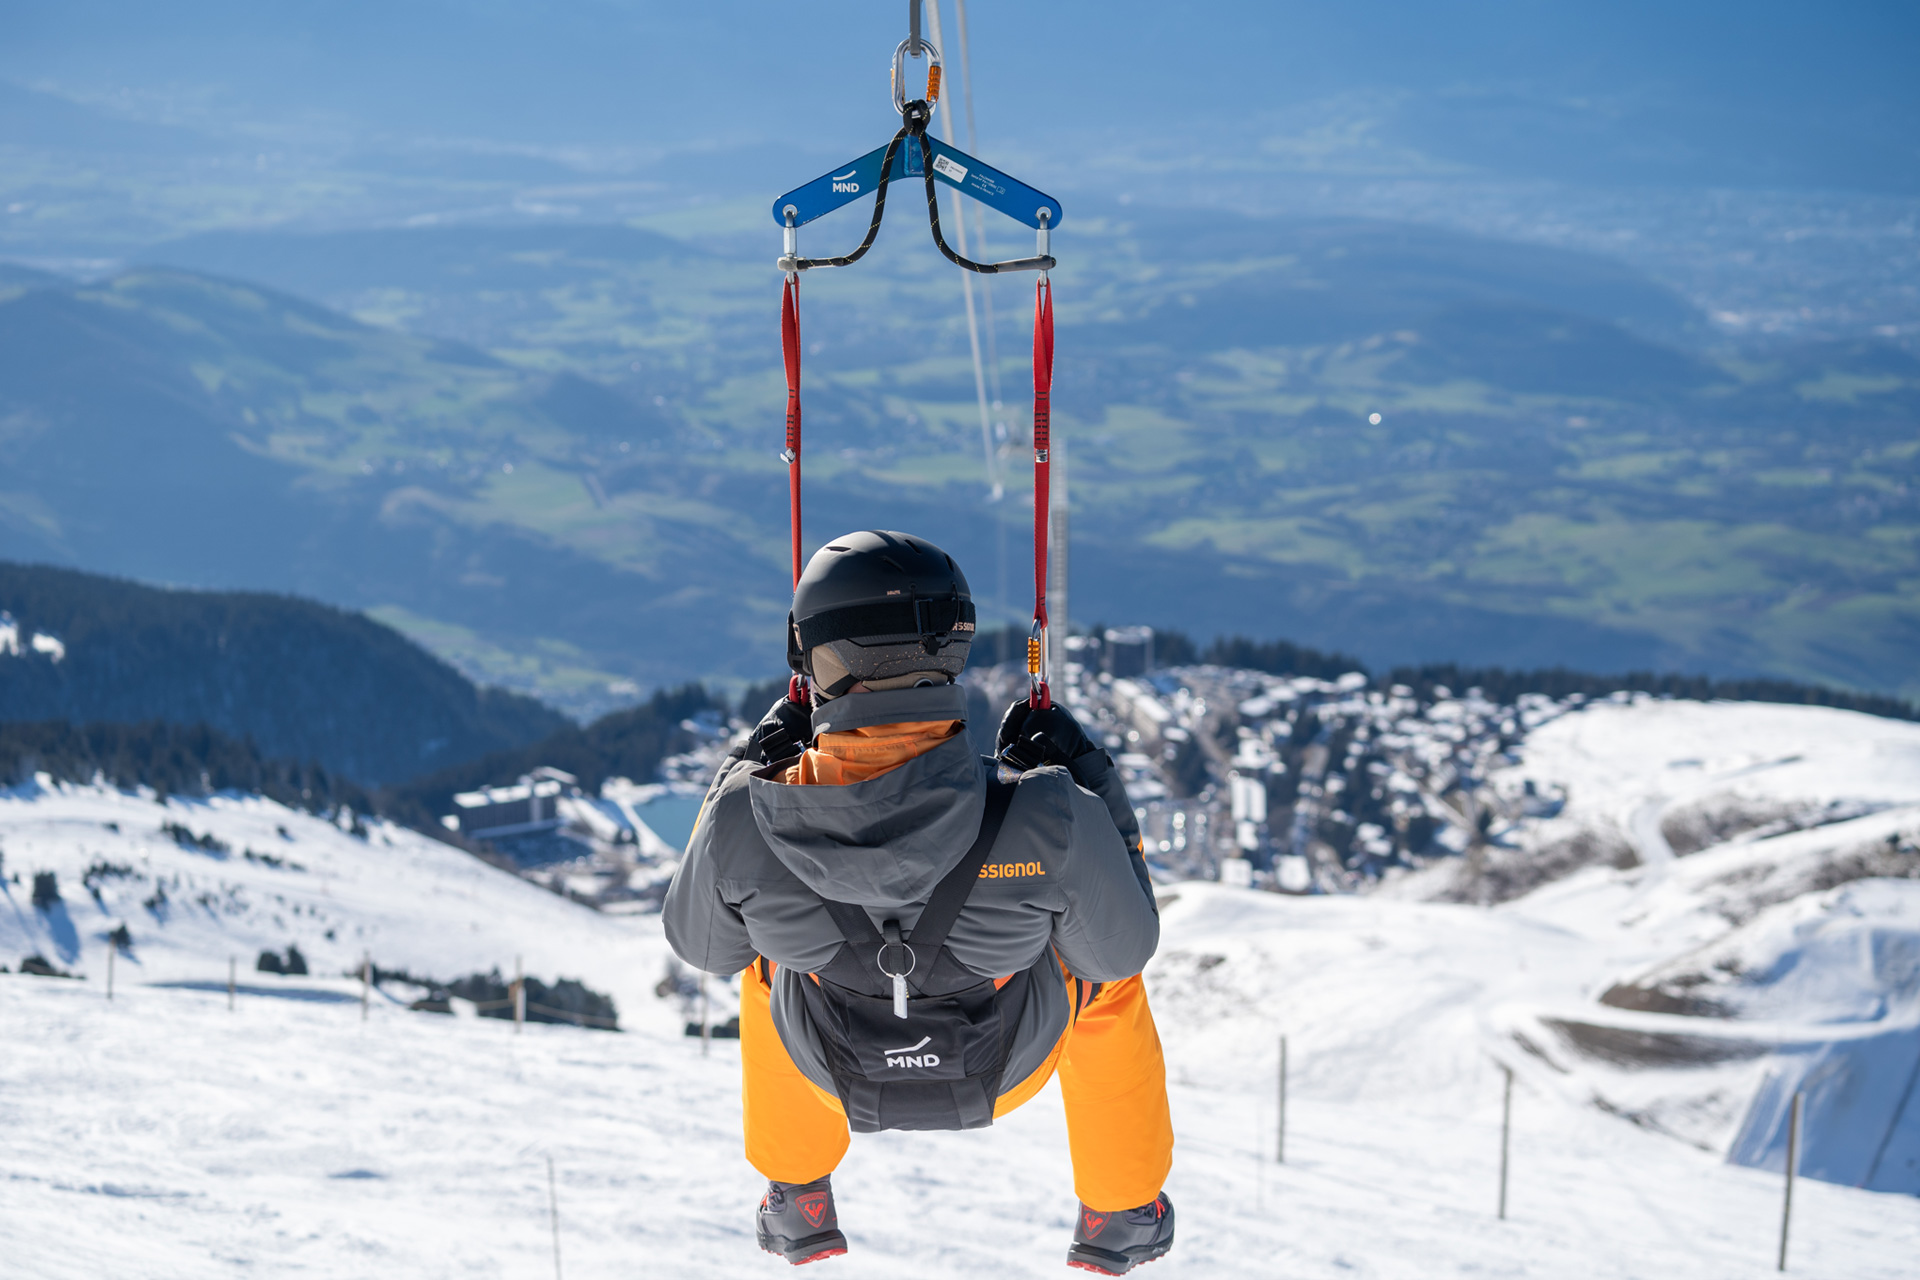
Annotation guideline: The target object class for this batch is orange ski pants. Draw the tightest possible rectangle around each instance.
[739,960,1174,1212]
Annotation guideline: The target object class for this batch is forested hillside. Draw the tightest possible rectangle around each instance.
[0,562,566,785]
[382,682,721,831]
[0,718,373,813]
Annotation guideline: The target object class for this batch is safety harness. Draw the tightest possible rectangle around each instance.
[797,775,1031,1132]
[772,2,1061,712]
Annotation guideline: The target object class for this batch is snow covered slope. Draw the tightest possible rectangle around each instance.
[1434,701,1920,1193]
[3,881,1913,1278]
[3,698,1919,1276]
[0,780,669,1025]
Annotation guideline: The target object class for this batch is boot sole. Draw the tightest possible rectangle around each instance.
[1066,1240,1171,1275]
[759,1227,849,1266]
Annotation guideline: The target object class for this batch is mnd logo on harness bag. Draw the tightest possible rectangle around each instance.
[884,1034,941,1069]
[979,860,1046,880]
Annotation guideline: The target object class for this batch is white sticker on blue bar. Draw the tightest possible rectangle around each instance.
[772,138,1063,231]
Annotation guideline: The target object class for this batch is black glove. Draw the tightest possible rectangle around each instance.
[996,698,1098,772]
[996,700,1147,883]
[728,695,814,765]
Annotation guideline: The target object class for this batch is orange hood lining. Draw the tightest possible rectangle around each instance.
[780,719,964,787]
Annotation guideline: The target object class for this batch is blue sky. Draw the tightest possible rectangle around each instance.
[3,1,1915,192]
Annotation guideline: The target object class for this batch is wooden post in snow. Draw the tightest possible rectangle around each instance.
[547,1154,564,1280]
[1498,1064,1514,1220]
[360,953,371,1022]
[1779,1091,1803,1270]
[514,955,525,1034]
[1276,1034,1288,1164]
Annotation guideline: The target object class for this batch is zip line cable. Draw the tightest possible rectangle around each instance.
[925,0,1000,503]
[953,0,1013,636]
[953,0,1009,448]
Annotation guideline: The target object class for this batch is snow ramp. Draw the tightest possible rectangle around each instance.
[1730,1024,1920,1193]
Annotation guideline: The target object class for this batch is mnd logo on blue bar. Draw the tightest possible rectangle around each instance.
[772,137,1062,232]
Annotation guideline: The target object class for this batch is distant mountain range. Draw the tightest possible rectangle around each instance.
[2,2,1913,195]
[0,562,567,785]
[0,261,740,714]
[3,213,1915,702]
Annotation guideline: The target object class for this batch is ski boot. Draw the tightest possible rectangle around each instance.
[756,1176,848,1266]
[1067,1192,1174,1274]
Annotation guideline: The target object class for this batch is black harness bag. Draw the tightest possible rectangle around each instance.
[798,776,1043,1133]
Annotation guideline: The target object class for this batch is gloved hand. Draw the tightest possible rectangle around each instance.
[728,694,814,765]
[996,699,1098,772]
[996,699,1147,885]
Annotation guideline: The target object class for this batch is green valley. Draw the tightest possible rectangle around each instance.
[0,208,1909,707]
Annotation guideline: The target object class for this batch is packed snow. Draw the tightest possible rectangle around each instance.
[3,695,1919,1277]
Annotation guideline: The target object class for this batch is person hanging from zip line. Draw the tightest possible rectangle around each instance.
[664,530,1175,1274]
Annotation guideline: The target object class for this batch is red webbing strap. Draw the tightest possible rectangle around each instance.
[1029,277,1054,710]
[782,275,803,589]
[782,275,811,707]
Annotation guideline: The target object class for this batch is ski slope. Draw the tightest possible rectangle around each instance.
[0,782,669,1019]
[3,699,1919,1277]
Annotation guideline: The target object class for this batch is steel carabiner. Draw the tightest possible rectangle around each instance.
[891,36,942,117]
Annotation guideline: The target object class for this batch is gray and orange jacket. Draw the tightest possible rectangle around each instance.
[662,684,1159,1099]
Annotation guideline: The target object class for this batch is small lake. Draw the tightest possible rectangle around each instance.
[634,793,705,851]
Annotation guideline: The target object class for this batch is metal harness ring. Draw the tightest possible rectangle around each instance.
[877,941,917,980]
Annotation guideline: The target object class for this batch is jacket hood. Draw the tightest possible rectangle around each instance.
[807,682,966,737]
[749,685,986,910]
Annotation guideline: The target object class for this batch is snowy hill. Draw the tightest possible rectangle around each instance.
[0,782,666,1021]
[2,697,1918,1276]
[1469,701,1920,1193]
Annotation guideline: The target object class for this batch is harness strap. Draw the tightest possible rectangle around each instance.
[1029,277,1054,709]
[777,96,1060,706]
[906,777,1015,958]
[817,775,1016,990]
[818,898,883,947]
[781,275,804,588]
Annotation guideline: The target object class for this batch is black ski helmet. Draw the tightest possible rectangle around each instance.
[788,530,975,697]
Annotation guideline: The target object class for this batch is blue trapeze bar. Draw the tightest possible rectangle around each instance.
[771,136,1063,231]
